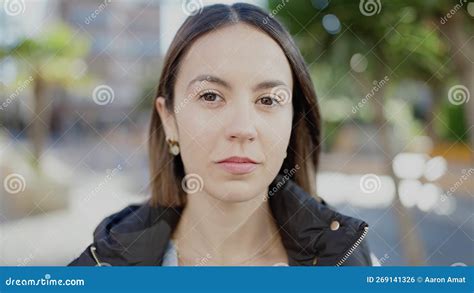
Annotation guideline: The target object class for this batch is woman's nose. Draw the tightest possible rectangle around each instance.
[225,102,257,142]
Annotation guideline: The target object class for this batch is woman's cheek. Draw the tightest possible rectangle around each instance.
[260,110,292,141]
[174,115,206,171]
[177,106,210,137]
[264,113,292,163]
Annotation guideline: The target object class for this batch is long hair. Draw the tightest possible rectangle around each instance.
[149,3,321,207]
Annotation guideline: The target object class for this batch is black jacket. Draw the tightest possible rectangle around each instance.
[69,175,372,266]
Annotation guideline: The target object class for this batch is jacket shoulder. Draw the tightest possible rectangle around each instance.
[68,245,97,266]
[68,204,143,266]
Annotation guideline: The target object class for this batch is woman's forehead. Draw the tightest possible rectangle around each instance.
[176,23,293,90]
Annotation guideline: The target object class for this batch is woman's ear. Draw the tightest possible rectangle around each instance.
[155,97,178,140]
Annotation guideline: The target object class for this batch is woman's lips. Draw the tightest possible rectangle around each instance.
[216,162,258,175]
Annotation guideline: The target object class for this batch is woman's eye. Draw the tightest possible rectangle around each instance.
[257,96,281,107]
[198,92,223,103]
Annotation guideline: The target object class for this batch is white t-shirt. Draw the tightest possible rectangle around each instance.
[161,240,179,266]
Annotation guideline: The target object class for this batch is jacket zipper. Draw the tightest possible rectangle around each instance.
[335,226,369,266]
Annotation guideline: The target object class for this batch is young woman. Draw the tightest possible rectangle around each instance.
[69,2,373,266]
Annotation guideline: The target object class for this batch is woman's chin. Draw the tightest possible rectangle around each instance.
[206,182,264,203]
[217,193,259,203]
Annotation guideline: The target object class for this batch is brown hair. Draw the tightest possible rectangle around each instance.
[149,3,321,207]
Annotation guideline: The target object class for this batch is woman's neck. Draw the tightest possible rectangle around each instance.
[172,188,285,265]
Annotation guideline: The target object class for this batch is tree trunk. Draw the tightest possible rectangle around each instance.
[374,83,426,266]
[30,73,50,166]
[353,53,427,265]
[440,12,474,162]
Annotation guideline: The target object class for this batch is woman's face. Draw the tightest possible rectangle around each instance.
[157,23,293,203]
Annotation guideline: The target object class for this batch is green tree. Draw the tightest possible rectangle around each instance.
[268,0,473,265]
[0,23,91,166]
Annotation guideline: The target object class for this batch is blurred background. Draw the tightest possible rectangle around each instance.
[0,0,472,266]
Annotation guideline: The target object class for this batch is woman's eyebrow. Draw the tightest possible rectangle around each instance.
[187,75,231,90]
[252,80,288,91]
[187,75,288,91]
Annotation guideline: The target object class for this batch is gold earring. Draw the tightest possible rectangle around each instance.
[167,138,180,156]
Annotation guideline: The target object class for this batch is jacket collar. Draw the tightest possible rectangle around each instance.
[92,175,368,266]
